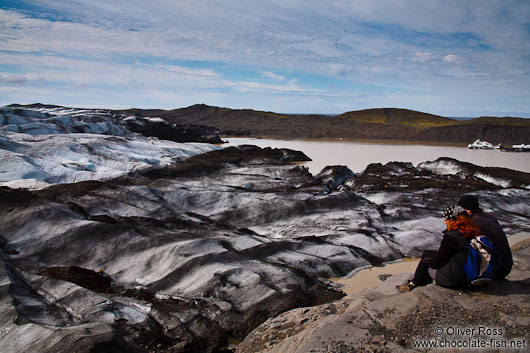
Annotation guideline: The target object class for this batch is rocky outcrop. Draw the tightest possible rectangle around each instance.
[236,240,530,353]
[124,115,224,144]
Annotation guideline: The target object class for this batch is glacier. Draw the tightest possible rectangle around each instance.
[0,106,219,189]
[1,105,529,353]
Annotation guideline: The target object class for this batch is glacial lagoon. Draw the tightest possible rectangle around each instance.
[223,138,530,174]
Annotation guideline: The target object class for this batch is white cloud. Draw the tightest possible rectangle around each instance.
[262,71,286,81]
[410,52,435,63]
[225,79,324,94]
[443,54,458,63]
[0,1,529,116]
[165,65,220,78]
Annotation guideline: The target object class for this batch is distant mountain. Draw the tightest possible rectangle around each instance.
[117,104,530,145]
[7,103,65,109]
[9,103,530,144]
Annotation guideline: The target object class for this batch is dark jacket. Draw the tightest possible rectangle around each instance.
[430,229,470,288]
[471,211,513,278]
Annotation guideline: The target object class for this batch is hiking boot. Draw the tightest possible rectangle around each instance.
[470,278,493,287]
[396,281,417,292]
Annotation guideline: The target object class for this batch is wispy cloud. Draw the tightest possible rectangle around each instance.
[0,74,28,84]
[1,1,529,116]
[262,71,286,81]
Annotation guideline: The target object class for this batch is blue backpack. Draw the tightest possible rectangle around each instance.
[464,235,500,286]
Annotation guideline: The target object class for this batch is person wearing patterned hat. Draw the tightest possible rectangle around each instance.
[397,205,481,292]
[457,195,513,278]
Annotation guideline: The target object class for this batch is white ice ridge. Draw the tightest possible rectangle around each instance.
[472,172,511,188]
[0,106,219,189]
[417,158,516,188]
[0,132,218,189]
[417,159,464,176]
[0,106,133,136]
[467,139,500,150]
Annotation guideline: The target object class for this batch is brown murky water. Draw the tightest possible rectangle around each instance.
[332,232,530,295]
[223,138,530,174]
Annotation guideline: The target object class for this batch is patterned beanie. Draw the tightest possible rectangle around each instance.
[442,205,467,221]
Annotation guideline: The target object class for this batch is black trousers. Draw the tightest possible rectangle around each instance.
[412,250,438,286]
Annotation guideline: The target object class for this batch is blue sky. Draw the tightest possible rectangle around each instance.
[1,1,529,117]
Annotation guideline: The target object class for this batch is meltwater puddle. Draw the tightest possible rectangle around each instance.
[332,232,530,296]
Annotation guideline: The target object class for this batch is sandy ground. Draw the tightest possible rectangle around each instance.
[333,232,530,295]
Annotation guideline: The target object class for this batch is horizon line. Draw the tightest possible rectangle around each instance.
[3,102,529,120]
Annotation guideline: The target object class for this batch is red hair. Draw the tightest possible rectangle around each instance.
[446,215,482,238]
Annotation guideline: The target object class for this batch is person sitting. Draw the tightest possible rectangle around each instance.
[457,195,513,279]
[397,205,478,292]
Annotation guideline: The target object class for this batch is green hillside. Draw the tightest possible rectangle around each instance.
[336,108,459,128]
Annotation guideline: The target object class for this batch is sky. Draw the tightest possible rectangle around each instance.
[1,1,530,117]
